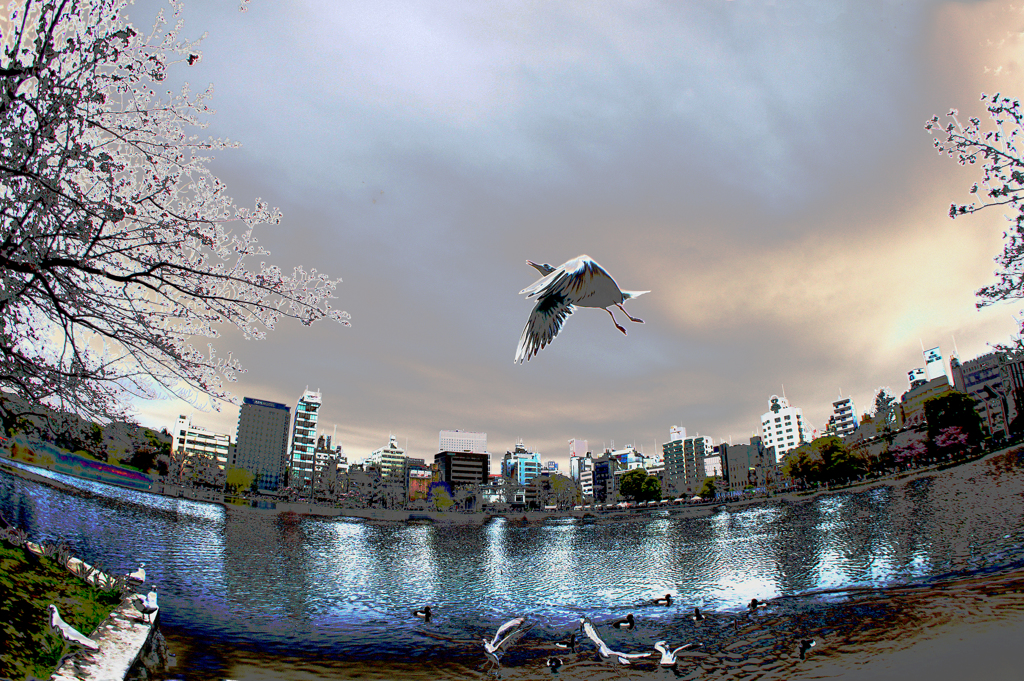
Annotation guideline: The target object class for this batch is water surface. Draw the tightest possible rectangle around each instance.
[4,449,1024,679]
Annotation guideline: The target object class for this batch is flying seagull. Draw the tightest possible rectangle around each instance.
[483,616,532,659]
[653,640,701,667]
[126,562,146,584]
[47,604,99,651]
[579,617,650,665]
[515,255,649,363]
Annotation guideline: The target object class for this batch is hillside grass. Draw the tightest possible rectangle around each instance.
[0,538,122,681]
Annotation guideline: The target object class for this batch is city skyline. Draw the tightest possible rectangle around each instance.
[124,1,1024,469]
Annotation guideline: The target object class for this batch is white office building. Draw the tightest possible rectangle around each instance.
[365,434,407,479]
[439,429,487,453]
[171,414,231,482]
[289,388,322,490]
[760,395,808,461]
[579,468,594,500]
[830,396,858,439]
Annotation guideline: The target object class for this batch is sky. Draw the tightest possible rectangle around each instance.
[124,0,1024,469]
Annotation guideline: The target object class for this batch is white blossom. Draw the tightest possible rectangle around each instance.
[0,0,348,428]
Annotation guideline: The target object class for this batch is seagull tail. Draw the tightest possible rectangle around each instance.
[621,290,650,300]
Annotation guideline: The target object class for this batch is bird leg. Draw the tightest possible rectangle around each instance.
[606,308,627,335]
[616,303,644,324]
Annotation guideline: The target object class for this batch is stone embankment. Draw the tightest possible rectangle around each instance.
[19,540,166,680]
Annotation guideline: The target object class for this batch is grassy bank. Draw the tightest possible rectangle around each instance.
[0,538,122,681]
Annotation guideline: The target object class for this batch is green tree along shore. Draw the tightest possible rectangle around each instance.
[619,468,662,502]
[0,537,122,680]
[782,391,986,488]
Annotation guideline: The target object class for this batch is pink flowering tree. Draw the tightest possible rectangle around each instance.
[893,439,928,470]
[935,426,971,460]
[0,1,348,430]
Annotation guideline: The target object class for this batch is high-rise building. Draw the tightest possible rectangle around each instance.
[662,429,711,495]
[288,388,322,490]
[170,414,231,483]
[924,346,947,382]
[365,434,407,479]
[434,451,489,486]
[439,429,487,453]
[569,439,590,481]
[571,450,593,482]
[830,396,857,439]
[760,395,807,461]
[503,441,543,485]
[234,397,291,491]
[579,468,594,500]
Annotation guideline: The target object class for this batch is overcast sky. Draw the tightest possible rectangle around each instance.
[126,0,1024,467]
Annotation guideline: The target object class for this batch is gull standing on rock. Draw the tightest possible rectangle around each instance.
[47,604,99,651]
[515,255,649,363]
[126,562,146,584]
[133,588,159,624]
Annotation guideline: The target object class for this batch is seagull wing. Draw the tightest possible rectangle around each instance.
[581,618,606,649]
[495,622,533,653]
[49,605,99,650]
[515,293,574,363]
[489,617,525,647]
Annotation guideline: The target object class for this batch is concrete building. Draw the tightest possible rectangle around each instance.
[170,414,231,483]
[288,388,322,491]
[610,444,647,471]
[718,437,778,493]
[502,441,543,485]
[950,352,1009,439]
[234,397,291,491]
[703,453,722,479]
[365,434,407,479]
[591,454,619,504]
[898,376,954,429]
[439,429,487,453]
[570,450,593,482]
[408,468,432,501]
[760,395,808,460]
[829,396,857,439]
[579,468,594,501]
[434,451,489,487]
[662,429,711,496]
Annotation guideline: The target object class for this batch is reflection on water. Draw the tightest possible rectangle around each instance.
[3,449,1024,678]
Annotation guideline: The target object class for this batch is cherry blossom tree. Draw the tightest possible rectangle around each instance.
[928,94,1024,315]
[1,0,348,429]
[935,425,970,460]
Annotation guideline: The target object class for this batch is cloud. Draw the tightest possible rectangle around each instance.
[121,0,1024,468]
